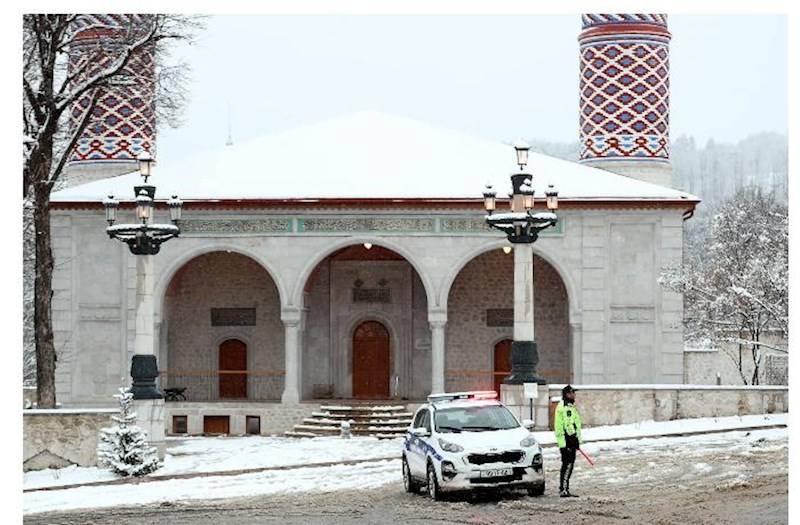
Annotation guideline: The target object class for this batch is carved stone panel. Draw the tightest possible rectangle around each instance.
[609,306,655,323]
[211,308,257,326]
[299,217,434,233]
[486,308,514,327]
[181,219,291,234]
[609,223,655,305]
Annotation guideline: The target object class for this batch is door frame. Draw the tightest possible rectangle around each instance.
[493,337,513,395]
[217,337,248,399]
[350,318,393,399]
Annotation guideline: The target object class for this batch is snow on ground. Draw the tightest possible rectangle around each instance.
[24,459,399,515]
[23,426,787,515]
[24,413,786,491]
[24,435,402,490]
[532,412,787,446]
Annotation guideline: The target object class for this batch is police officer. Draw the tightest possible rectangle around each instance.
[554,384,582,497]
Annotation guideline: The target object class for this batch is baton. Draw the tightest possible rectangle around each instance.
[578,448,595,466]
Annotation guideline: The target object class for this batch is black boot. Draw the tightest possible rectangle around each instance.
[564,459,578,497]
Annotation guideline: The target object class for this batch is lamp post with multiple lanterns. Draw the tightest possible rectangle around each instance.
[483,141,558,384]
[103,152,183,400]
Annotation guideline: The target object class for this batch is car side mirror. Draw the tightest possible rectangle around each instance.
[522,419,535,430]
[410,427,430,437]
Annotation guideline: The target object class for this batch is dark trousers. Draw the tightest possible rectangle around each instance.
[559,435,579,492]
[559,447,576,491]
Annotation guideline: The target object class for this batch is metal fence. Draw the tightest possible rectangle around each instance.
[158,370,285,401]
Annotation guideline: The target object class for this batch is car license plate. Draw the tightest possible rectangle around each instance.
[480,468,512,478]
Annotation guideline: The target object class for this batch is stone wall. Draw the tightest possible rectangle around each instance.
[23,409,116,471]
[164,251,284,400]
[546,385,788,427]
[445,249,570,391]
[684,346,788,386]
[49,207,689,405]
[165,402,319,435]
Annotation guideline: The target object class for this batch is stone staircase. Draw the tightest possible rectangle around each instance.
[285,403,412,439]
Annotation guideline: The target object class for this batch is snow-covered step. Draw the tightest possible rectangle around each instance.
[310,411,413,419]
[288,402,411,438]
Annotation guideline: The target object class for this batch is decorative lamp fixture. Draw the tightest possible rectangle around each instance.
[104,155,182,256]
[520,176,534,210]
[136,189,153,222]
[137,151,154,182]
[483,185,497,214]
[502,246,512,254]
[103,194,119,225]
[513,139,530,170]
[546,184,559,211]
[167,195,183,223]
[363,242,373,250]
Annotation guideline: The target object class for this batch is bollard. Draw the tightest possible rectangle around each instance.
[340,420,351,439]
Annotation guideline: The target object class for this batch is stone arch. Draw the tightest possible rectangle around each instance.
[299,240,430,400]
[160,250,284,401]
[439,239,580,323]
[443,242,574,389]
[154,243,288,323]
[290,237,436,309]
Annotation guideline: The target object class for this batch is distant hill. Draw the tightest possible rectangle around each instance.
[526,132,788,217]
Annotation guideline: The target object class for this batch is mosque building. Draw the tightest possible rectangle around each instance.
[49,14,699,434]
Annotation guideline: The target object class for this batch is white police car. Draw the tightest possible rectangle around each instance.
[402,391,545,500]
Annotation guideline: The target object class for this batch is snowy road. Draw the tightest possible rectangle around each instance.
[24,427,787,524]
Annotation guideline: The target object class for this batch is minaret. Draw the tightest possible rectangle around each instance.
[578,14,672,187]
[64,15,156,185]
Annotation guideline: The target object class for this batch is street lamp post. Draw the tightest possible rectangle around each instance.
[104,153,183,400]
[483,141,558,385]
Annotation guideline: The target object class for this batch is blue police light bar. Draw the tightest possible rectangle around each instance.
[427,391,499,403]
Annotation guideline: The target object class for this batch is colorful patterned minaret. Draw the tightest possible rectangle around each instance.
[64,15,156,184]
[579,14,672,187]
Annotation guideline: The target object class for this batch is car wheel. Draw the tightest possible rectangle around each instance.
[527,481,545,496]
[402,456,420,493]
[427,462,442,501]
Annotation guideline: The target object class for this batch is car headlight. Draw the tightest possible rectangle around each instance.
[520,436,538,448]
[438,438,464,453]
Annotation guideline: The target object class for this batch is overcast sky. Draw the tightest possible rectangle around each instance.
[158,14,787,160]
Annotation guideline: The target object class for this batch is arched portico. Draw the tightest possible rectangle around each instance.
[441,243,576,390]
[160,250,284,401]
[290,236,437,309]
[294,241,432,400]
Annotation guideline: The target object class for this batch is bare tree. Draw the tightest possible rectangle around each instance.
[659,186,788,385]
[23,14,202,407]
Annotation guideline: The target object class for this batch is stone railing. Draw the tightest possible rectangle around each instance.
[546,384,789,427]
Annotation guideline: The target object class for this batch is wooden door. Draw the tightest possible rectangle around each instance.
[219,339,247,399]
[494,339,513,395]
[352,321,390,399]
[203,415,230,434]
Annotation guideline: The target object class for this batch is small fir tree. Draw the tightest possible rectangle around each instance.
[97,388,161,476]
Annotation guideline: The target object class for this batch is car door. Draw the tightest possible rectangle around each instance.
[418,409,434,468]
[407,408,427,477]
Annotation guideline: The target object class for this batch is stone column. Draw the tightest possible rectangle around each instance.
[513,244,535,342]
[130,254,165,458]
[505,243,544,385]
[429,310,447,395]
[281,308,302,404]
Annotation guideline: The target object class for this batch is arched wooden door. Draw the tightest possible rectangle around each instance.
[219,339,247,399]
[494,339,513,395]
[352,321,390,399]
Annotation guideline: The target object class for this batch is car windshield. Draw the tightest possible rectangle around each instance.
[434,404,520,433]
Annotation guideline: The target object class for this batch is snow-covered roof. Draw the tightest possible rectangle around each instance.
[52,111,698,203]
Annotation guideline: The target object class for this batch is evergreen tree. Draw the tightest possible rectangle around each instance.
[97,388,161,476]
